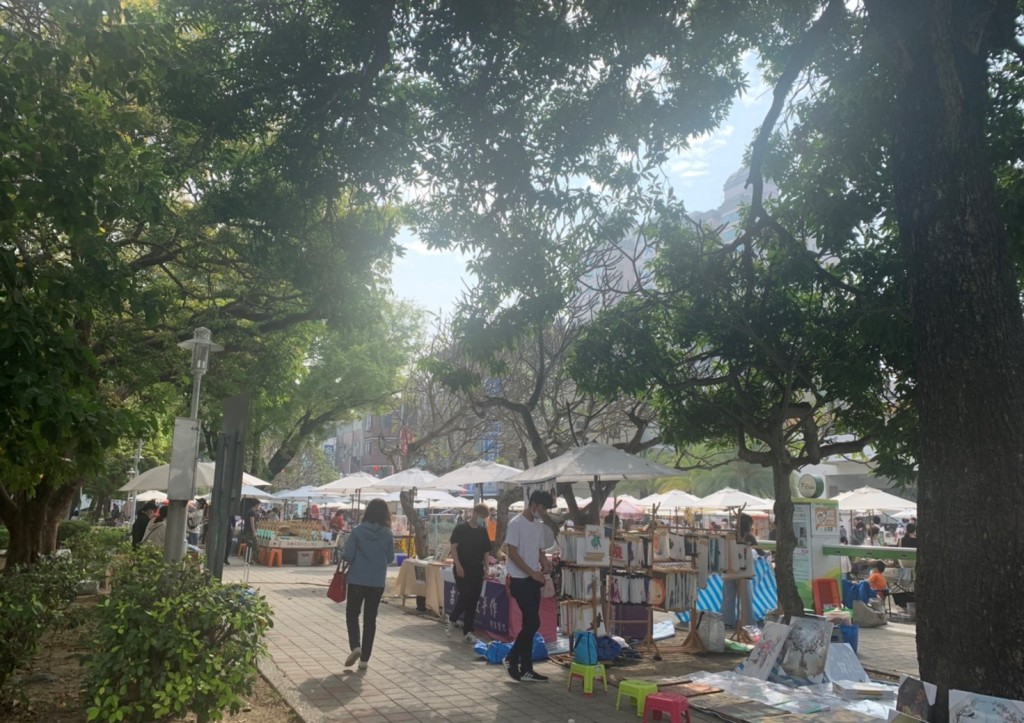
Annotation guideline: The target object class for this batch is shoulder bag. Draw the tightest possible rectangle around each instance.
[327,558,349,603]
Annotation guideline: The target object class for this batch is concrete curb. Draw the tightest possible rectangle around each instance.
[259,654,326,723]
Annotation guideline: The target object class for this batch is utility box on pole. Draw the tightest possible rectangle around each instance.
[165,417,200,563]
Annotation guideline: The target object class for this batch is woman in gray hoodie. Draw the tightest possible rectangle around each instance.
[341,498,395,669]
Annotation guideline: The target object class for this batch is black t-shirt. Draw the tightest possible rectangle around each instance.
[898,535,918,549]
[243,507,258,538]
[131,513,151,546]
[450,521,491,573]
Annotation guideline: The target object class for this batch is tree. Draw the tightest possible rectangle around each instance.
[571,208,898,618]
[0,2,405,565]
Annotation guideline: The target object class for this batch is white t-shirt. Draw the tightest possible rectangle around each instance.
[505,513,547,578]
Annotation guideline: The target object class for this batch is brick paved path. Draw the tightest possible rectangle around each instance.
[224,563,918,722]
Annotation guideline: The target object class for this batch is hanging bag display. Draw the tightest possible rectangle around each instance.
[327,559,349,603]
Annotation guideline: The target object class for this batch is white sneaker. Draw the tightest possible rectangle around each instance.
[444,615,454,637]
[344,647,361,667]
[357,660,368,670]
[463,633,478,644]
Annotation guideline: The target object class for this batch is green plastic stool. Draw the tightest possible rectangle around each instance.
[567,662,608,695]
[617,679,659,716]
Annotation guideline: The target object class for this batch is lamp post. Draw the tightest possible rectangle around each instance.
[165,327,223,562]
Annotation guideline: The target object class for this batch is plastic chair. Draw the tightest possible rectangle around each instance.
[617,679,659,716]
[812,578,842,615]
[643,691,691,723]
[567,662,607,695]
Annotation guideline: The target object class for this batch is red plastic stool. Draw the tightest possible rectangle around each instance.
[812,577,842,615]
[266,548,282,567]
[643,691,691,723]
[237,542,248,559]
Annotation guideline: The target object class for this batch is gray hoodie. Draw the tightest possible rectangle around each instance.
[342,522,395,588]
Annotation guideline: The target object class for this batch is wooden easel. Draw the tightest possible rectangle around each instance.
[678,607,707,653]
[727,504,754,645]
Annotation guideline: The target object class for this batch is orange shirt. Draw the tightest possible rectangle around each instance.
[868,570,888,593]
[486,516,497,542]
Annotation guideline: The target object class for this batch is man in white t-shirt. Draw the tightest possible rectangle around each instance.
[502,490,555,682]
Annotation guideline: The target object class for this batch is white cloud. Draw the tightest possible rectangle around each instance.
[666,125,735,180]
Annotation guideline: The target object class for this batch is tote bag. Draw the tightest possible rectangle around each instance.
[327,560,349,603]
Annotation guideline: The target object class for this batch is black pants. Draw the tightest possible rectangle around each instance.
[508,576,542,674]
[346,583,385,662]
[450,572,484,634]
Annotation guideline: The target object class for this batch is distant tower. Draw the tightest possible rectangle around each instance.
[690,167,779,243]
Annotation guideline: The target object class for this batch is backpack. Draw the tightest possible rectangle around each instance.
[573,630,598,666]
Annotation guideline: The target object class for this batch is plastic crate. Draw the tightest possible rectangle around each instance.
[296,551,314,566]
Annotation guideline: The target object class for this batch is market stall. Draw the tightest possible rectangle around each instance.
[440,568,558,643]
[254,521,332,566]
[394,557,446,615]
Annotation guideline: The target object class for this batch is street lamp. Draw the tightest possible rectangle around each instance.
[165,327,223,562]
[178,327,223,420]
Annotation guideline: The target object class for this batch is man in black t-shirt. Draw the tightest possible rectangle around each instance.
[446,503,492,643]
[131,501,159,547]
[242,499,260,563]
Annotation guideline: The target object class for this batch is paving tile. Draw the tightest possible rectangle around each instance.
[227,563,919,723]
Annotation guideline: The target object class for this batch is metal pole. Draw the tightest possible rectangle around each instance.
[190,375,202,420]
[166,376,203,564]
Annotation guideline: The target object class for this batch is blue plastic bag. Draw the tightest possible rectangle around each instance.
[484,641,513,665]
[573,631,598,665]
[531,632,549,661]
[596,635,622,662]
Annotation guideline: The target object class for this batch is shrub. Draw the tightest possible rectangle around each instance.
[57,519,94,546]
[85,549,274,723]
[62,526,131,584]
[0,527,8,550]
[0,555,82,706]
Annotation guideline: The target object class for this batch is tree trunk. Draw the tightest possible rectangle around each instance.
[398,490,428,558]
[494,485,523,553]
[0,482,80,569]
[873,0,1024,707]
[770,463,804,620]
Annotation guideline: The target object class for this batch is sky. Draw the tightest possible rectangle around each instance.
[391,57,773,317]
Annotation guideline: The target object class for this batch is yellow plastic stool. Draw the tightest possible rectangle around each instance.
[567,662,608,695]
[617,679,659,716]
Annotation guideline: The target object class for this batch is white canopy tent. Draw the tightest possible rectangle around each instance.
[378,467,457,491]
[645,489,704,513]
[119,461,271,493]
[430,459,522,492]
[834,486,915,512]
[696,487,774,512]
[317,472,397,496]
[506,443,684,485]
[200,484,277,503]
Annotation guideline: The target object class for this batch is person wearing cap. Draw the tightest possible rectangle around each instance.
[502,490,555,683]
[132,500,159,548]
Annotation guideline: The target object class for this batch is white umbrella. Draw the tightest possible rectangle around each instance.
[378,467,462,491]
[119,461,271,492]
[506,443,685,485]
[317,472,383,493]
[238,484,278,502]
[134,490,167,502]
[273,487,348,505]
[697,487,774,511]
[835,486,915,512]
[430,459,523,493]
[892,508,918,519]
[647,489,703,512]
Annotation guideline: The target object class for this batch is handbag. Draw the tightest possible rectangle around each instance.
[327,559,349,603]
